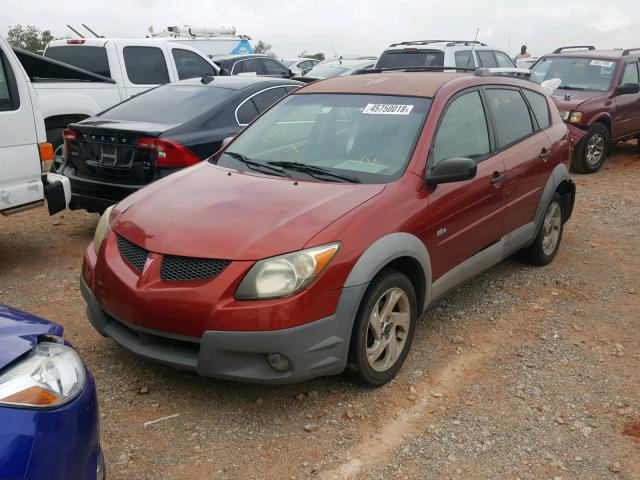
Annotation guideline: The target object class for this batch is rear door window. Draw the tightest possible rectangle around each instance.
[262,58,289,76]
[431,90,491,165]
[235,58,262,75]
[477,51,498,68]
[172,49,216,80]
[376,50,445,69]
[251,87,288,113]
[523,89,550,130]
[123,46,170,85]
[485,89,534,147]
[620,62,639,85]
[44,46,111,78]
[0,50,18,111]
[455,50,476,68]
[494,51,515,68]
[236,99,259,125]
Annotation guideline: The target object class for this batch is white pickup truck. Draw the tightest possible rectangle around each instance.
[18,38,220,167]
[0,35,69,216]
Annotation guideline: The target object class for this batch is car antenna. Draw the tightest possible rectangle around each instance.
[466,28,480,68]
[82,24,104,38]
[66,25,85,38]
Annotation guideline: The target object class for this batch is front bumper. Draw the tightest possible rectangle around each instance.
[0,375,102,480]
[82,276,365,384]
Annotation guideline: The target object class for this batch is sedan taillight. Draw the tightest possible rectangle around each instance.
[135,138,200,168]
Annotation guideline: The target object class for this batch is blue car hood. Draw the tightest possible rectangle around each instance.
[0,305,63,371]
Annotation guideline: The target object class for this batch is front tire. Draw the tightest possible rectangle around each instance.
[519,192,564,266]
[348,269,417,386]
[572,123,609,173]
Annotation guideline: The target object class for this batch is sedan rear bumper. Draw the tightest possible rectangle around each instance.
[81,276,364,384]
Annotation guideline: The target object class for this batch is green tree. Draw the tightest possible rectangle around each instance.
[253,39,273,56]
[307,52,325,61]
[7,25,56,53]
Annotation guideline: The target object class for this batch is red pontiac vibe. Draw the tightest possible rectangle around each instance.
[82,69,576,385]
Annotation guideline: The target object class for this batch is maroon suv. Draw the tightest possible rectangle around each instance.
[531,46,640,173]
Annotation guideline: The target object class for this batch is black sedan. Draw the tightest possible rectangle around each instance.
[62,76,302,213]
[214,54,293,78]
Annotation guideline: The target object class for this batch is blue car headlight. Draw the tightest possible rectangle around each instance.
[0,342,86,408]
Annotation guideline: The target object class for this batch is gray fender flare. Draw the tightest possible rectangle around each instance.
[342,232,432,312]
[534,163,573,231]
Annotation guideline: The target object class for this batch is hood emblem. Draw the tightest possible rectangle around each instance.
[564,93,571,101]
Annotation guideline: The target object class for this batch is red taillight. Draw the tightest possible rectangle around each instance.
[63,129,77,152]
[135,138,200,168]
[67,39,86,44]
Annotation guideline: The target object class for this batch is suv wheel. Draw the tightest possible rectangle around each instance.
[349,269,417,386]
[519,192,564,266]
[572,123,609,173]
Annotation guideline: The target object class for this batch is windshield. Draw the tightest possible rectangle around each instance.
[44,46,111,78]
[213,93,431,184]
[100,85,237,124]
[305,64,349,78]
[531,57,618,92]
[376,50,445,69]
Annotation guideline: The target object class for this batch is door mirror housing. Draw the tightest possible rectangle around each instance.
[426,157,477,187]
[287,68,294,78]
[221,136,235,148]
[616,83,640,96]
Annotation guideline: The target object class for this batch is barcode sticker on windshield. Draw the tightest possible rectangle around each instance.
[590,60,614,68]
[363,104,414,115]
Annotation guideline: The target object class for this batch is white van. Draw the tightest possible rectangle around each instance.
[0,35,69,216]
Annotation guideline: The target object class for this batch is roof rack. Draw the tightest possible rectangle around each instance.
[389,40,488,48]
[623,48,640,56]
[474,68,531,79]
[353,66,477,75]
[552,45,596,54]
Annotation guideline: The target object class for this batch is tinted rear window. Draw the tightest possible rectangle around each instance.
[376,50,444,69]
[100,85,237,124]
[44,46,111,78]
[123,46,170,85]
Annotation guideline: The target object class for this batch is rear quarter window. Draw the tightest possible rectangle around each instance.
[477,51,498,68]
[251,87,288,113]
[123,46,170,85]
[523,89,551,130]
[455,50,476,68]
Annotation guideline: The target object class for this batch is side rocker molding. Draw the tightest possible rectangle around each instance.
[343,232,432,314]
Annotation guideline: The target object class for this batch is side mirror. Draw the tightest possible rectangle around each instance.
[287,68,294,78]
[616,83,640,95]
[219,68,231,76]
[221,136,235,148]
[426,157,477,187]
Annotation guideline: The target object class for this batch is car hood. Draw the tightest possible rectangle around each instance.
[113,163,386,260]
[551,89,606,110]
[0,305,63,371]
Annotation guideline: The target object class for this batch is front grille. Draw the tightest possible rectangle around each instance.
[116,235,148,272]
[160,255,230,281]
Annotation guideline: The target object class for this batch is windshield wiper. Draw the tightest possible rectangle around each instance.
[221,151,288,177]
[556,85,587,91]
[267,161,361,183]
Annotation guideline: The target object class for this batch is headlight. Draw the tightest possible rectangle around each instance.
[236,242,340,299]
[93,205,114,255]
[0,342,86,408]
[569,111,583,124]
[558,109,571,121]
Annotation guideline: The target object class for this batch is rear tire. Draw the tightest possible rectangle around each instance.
[519,192,564,266]
[46,128,65,173]
[571,123,609,174]
[348,269,417,386]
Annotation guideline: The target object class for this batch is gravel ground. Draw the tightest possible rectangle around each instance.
[1,143,639,479]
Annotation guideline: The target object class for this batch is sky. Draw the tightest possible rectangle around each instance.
[0,0,637,58]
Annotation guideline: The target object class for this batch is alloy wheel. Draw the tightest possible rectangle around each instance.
[366,287,411,372]
[585,133,605,167]
[542,202,562,256]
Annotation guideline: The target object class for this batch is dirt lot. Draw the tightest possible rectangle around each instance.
[1,143,639,480]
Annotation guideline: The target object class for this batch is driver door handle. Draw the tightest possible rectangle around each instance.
[490,172,506,185]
